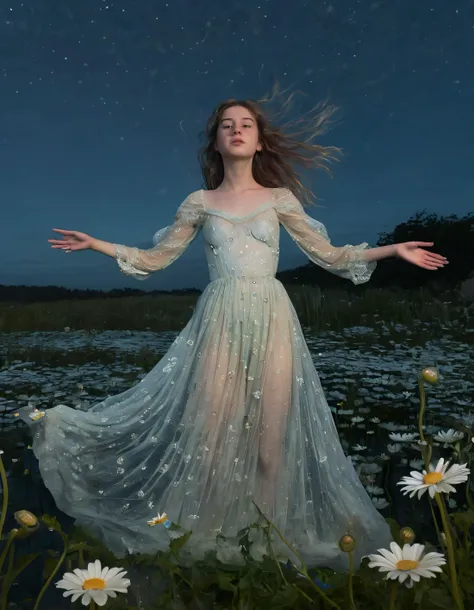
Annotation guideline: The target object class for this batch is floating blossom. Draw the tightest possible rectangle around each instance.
[29,409,45,421]
[389,432,418,443]
[371,497,390,509]
[56,559,130,606]
[433,429,464,445]
[387,443,401,454]
[352,444,367,452]
[366,485,385,496]
[397,458,470,500]
[367,542,445,588]
[147,512,172,528]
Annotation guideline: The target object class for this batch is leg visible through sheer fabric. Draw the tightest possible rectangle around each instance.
[256,321,293,517]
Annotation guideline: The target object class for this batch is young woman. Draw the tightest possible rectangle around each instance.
[20,98,447,570]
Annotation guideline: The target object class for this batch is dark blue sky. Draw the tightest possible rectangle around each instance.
[1,0,473,291]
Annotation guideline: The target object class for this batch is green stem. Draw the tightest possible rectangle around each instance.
[465,471,474,511]
[435,493,464,610]
[428,498,443,549]
[0,530,17,575]
[33,530,69,610]
[0,455,8,540]
[90,601,96,610]
[348,550,356,610]
[417,377,426,445]
[264,525,287,585]
[383,458,393,519]
[0,540,16,610]
[252,501,340,609]
[389,581,397,610]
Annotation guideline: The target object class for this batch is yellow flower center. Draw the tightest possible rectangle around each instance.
[424,472,443,485]
[156,515,168,524]
[82,578,106,590]
[396,559,419,571]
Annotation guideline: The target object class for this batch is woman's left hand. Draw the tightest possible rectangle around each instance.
[395,242,448,270]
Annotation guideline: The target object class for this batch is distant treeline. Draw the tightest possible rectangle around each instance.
[2,209,472,304]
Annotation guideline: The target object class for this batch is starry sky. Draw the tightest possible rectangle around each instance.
[1,0,473,291]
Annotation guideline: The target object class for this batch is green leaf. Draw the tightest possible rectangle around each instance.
[169,530,193,558]
[385,517,402,542]
[427,586,454,608]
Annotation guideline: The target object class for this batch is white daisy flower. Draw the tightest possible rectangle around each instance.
[409,459,425,470]
[147,511,172,528]
[352,444,367,452]
[351,416,364,423]
[56,559,130,606]
[397,458,471,500]
[368,541,445,588]
[389,432,418,443]
[370,417,381,424]
[433,429,464,445]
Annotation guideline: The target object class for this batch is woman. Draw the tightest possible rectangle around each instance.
[19,98,447,570]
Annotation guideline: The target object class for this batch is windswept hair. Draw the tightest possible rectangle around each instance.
[198,85,342,207]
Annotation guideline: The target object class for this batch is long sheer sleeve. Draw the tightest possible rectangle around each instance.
[115,192,204,280]
[275,188,376,285]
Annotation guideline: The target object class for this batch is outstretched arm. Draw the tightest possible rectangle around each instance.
[275,189,447,282]
[365,241,447,270]
[114,196,203,279]
[48,193,205,280]
[275,189,377,285]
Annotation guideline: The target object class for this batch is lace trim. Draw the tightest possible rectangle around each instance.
[344,243,377,284]
[115,245,150,280]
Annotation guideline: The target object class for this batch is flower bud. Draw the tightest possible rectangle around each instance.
[14,510,40,537]
[338,534,356,553]
[399,527,416,544]
[421,367,438,385]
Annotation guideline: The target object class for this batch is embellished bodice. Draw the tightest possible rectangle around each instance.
[201,193,281,282]
[115,187,376,286]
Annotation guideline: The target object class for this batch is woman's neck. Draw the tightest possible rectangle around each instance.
[217,159,262,193]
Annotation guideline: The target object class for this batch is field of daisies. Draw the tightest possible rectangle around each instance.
[0,287,473,609]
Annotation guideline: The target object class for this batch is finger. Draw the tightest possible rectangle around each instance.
[48,239,68,245]
[52,229,76,235]
[426,253,448,263]
[414,242,434,246]
[418,250,448,262]
[50,244,71,249]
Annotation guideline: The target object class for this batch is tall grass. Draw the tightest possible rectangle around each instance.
[0,285,470,336]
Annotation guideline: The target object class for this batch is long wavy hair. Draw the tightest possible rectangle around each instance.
[198,87,342,207]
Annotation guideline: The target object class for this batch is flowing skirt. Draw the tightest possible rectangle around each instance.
[18,276,391,570]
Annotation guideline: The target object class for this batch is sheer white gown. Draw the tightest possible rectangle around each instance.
[18,187,391,570]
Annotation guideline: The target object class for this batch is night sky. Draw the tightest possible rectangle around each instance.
[1,1,473,291]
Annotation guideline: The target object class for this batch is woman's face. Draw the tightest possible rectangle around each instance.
[215,105,262,159]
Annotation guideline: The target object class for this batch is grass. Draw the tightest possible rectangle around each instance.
[0,285,470,337]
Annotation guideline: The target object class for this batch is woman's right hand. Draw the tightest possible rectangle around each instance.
[48,229,95,252]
